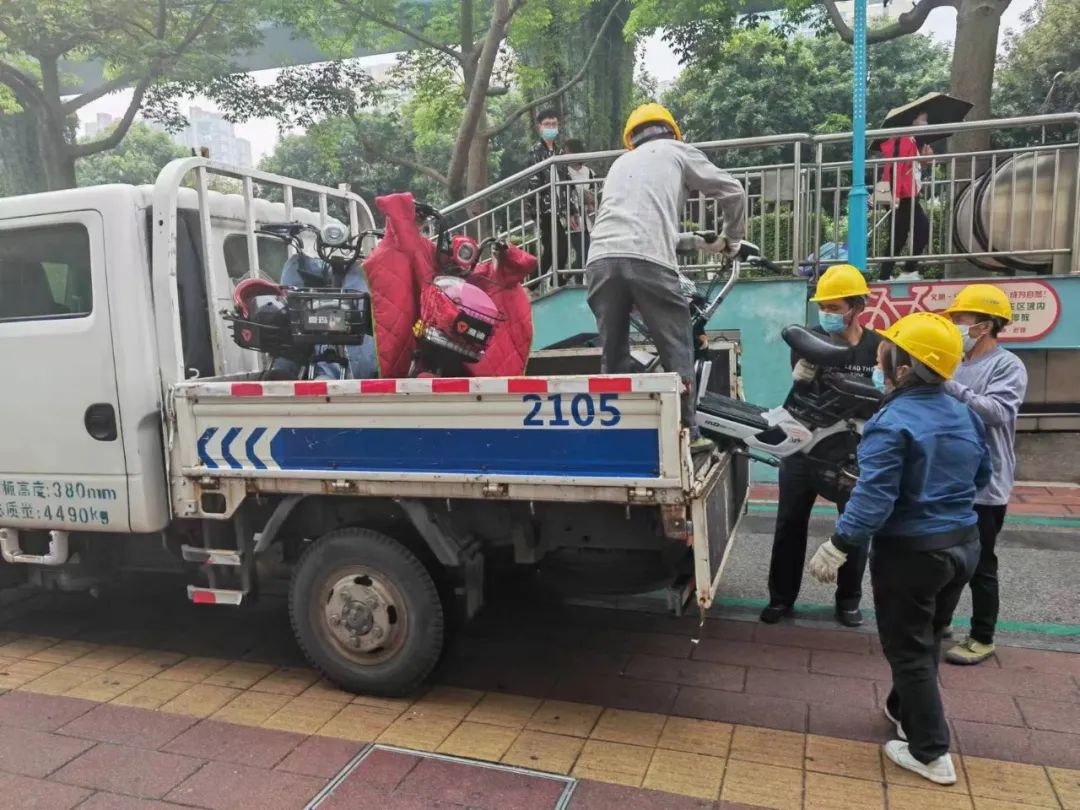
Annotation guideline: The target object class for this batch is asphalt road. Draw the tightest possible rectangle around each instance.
[703,510,1080,653]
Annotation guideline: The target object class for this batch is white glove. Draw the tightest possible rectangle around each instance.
[792,359,817,383]
[808,539,848,585]
[720,236,741,259]
[675,232,704,253]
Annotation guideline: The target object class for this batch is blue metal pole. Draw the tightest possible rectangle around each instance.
[847,0,869,271]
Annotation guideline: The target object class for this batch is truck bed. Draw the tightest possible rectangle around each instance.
[170,372,725,509]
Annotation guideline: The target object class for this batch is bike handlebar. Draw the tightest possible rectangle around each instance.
[256,221,383,267]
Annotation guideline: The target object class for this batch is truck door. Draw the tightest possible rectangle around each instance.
[0,212,130,533]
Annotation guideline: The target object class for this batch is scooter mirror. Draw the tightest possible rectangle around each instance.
[738,241,762,261]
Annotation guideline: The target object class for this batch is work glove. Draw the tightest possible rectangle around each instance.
[808,539,848,585]
[792,359,817,384]
[719,236,741,259]
[698,235,739,258]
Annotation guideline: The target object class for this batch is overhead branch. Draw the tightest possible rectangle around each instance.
[69,76,152,157]
[349,114,450,187]
[447,0,513,196]
[62,72,139,114]
[67,0,221,121]
[488,0,626,140]
[0,60,46,107]
[336,0,463,63]
[823,0,957,43]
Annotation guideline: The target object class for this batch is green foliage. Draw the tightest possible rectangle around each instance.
[0,0,263,94]
[260,0,635,198]
[144,62,379,134]
[75,123,185,186]
[513,0,636,151]
[259,111,454,209]
[0,0,267,190]
[995,0,1080,118]
[663,29,950,165]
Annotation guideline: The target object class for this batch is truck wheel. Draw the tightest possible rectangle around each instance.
[289,527,444,696]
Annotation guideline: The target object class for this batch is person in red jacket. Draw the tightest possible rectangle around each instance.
[880,111,933,280]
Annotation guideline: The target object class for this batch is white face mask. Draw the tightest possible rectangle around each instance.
[956,322,987,354]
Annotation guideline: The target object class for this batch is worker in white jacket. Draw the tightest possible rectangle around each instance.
[586,103,746,453]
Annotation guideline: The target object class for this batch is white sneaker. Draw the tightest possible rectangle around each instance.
[883,705,907,741]
[884,740,957,785]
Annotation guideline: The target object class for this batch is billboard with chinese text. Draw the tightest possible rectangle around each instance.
[859,277,1080,348]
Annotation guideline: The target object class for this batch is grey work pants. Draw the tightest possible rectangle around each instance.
[586,256,698,438]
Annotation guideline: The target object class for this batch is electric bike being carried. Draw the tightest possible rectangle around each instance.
[224,221,382,380]
[407,216,511,378]
[666,234,883,501]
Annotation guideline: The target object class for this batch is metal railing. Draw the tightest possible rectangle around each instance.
[441,113,1080,293]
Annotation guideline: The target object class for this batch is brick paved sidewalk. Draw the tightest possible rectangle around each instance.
[0,601,1077,809]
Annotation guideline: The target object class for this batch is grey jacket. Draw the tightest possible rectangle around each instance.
[586,139,745,271]
[945,346,1028,506]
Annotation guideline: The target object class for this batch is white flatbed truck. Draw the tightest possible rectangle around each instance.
[0,159,749,695]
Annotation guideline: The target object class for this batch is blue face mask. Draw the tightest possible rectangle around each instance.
[871,367,887,392]
[541,127,559,141]
[818,310,847,334]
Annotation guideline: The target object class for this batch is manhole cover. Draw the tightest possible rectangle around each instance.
[307,743,577,809]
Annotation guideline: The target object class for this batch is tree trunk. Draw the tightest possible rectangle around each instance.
[34,110,77,190]
[580,0,633,149]
[447,0,512,200]
[0,112,48,195]
[43,147,77,191]
[949,0,1010,154]
[464,111,492,232]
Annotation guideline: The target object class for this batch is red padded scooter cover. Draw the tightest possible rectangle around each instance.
[362,191,536,378]
[361,193,437,378]
[465,243,536,377]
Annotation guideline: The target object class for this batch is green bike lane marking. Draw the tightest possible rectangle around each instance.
[712,597,1080,636]
[747,502,1080,529]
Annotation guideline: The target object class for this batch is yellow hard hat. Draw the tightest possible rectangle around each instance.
[809,264,871,302]
[877,311,964,380]
[623,103,683,150]
[943,283,1013,322]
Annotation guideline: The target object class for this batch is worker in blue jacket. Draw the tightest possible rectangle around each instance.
[807,311,991,787]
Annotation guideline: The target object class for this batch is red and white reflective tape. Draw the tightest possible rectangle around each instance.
[185,374,680,399]
[186,586,244,606]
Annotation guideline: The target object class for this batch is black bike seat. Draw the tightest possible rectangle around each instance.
[698,392,770,431]
[827,372,884,402]
[782,325,852,368]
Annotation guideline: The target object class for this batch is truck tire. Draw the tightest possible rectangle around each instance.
[289,527,444,696]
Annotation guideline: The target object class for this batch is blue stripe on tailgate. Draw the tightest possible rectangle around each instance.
[269,427,660,478]
[197,428,218,469]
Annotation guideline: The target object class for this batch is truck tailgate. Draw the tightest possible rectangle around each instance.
[170,373,693,509]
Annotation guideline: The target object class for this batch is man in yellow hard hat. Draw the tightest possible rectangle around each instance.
[761,264,881,628]
[938,284,1028,665]
[808,311,991,786]
[586,103,745,453]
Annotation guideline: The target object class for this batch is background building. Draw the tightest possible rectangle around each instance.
[163,107,253,168]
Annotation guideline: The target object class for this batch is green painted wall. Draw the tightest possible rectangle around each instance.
[531,277,811,482]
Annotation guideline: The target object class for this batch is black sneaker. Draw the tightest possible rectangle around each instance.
[836,607,864,627]
[759,603,793,624]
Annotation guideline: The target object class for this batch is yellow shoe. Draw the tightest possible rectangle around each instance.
[690,436,716,455]
[945,637,996,666]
